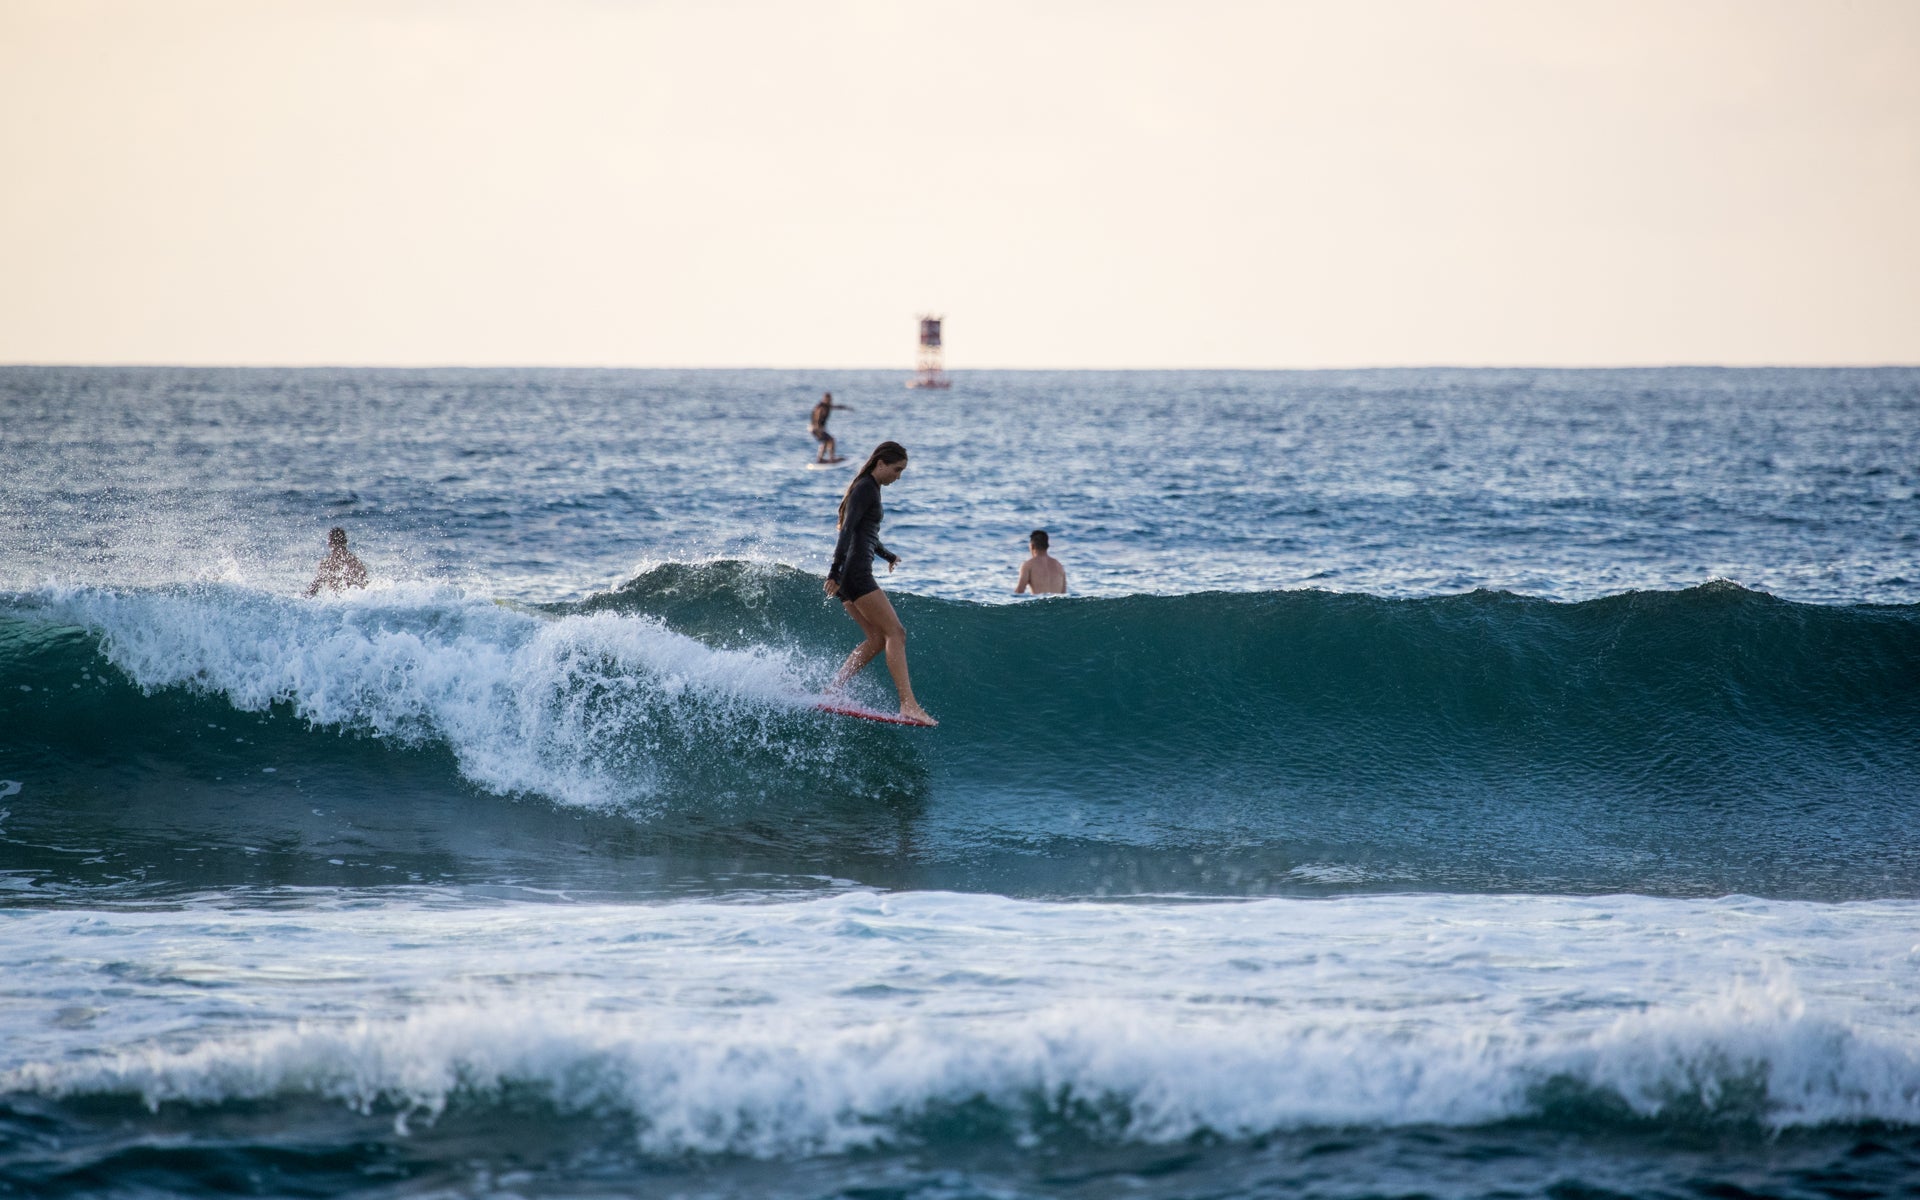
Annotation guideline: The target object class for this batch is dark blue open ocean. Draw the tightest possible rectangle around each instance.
[2,366,1918,1198]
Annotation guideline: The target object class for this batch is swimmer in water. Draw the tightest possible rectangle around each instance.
[824,441,935,725]
[304,526,369,596]
[810,392,849,463]
[1014,529,1067,594]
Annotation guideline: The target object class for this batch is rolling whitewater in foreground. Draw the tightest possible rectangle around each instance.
[2,367,1918,1198]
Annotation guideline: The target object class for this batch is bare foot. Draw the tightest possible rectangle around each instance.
[900,702,937,726]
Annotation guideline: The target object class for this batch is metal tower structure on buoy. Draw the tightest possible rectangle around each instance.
[907,315,952,389]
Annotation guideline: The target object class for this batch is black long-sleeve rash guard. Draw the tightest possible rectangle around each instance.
[829,475,897,583]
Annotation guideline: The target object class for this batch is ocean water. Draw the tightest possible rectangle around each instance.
[1,365,1917,1198]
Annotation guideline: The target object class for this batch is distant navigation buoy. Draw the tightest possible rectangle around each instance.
[908,315,952,389]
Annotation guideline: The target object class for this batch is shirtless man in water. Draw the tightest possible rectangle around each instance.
[304,527,369,596]
[1014,529,1067,595]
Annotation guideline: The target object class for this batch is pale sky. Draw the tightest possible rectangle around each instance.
[3,0,1917,368]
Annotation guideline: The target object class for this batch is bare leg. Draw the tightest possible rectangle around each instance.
[844,590,935,724]
[830,597,887,689]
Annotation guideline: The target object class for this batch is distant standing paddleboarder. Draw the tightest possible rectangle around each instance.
[824,441,935,725]
[810,392,849,463]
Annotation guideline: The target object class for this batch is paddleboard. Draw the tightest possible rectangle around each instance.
[805,458,849,469]
[811,698,935,727]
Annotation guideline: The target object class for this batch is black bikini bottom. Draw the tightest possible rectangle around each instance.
[837,569,880,603]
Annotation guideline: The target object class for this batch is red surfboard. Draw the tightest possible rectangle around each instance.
[811,699,936,727]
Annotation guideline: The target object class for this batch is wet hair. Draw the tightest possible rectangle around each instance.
[328,527,348,547]
[838,441,909,527]
[1029,530,1049,551]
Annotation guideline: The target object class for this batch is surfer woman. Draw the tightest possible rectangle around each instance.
[824,441,936,725]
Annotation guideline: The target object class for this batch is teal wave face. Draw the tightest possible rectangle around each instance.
[582,564,1920,796]
[581,566,1920,897]
[3,573,1918,900]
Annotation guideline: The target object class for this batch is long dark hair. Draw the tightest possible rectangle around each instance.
[838,441,909,528]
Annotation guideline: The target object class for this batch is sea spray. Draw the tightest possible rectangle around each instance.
[12,582,844,810]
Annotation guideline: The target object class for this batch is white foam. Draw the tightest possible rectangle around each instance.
[0,996,1533,1153]
[32,582,823,808]
[3,892,1918,1154]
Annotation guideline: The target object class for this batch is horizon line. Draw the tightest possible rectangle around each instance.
[5,361,1919,373]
